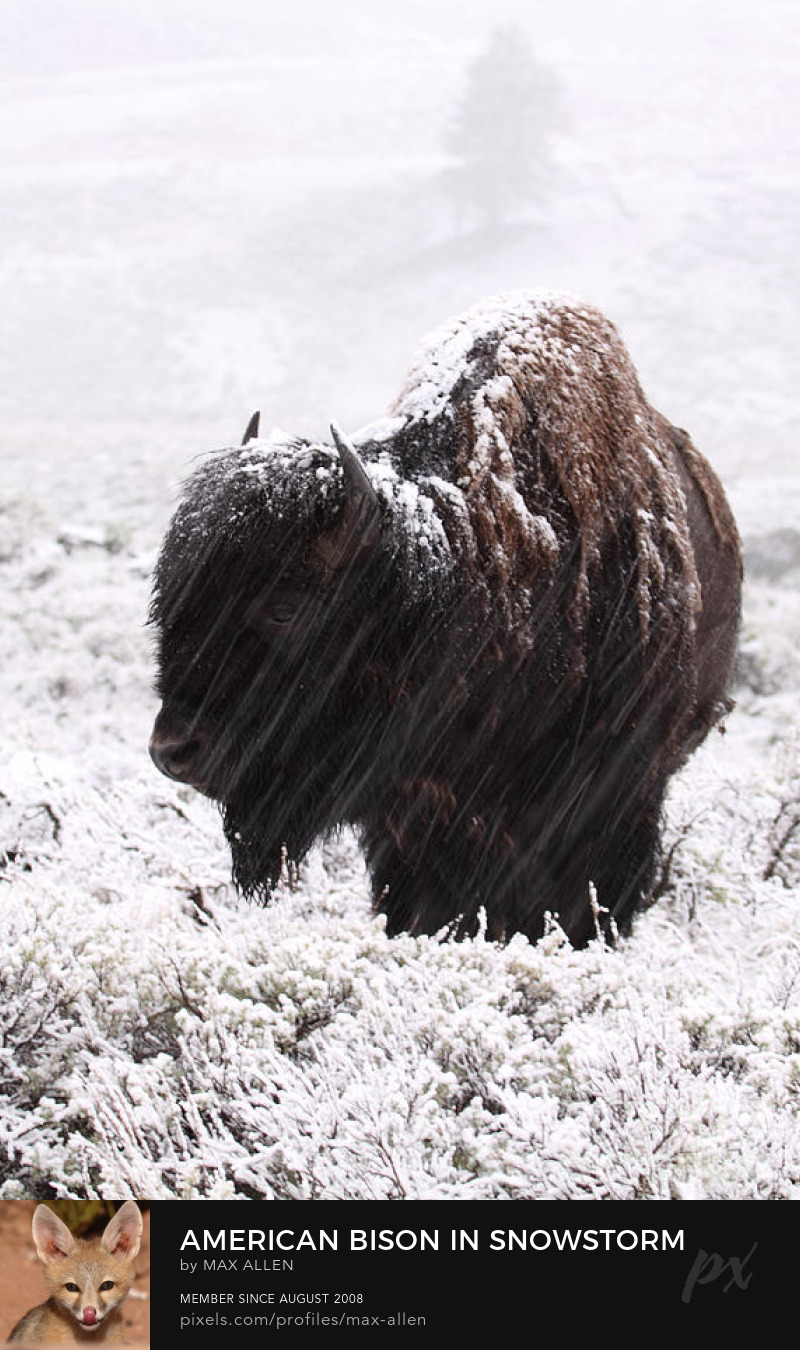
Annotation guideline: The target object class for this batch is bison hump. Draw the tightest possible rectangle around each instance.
[391,290,705,658]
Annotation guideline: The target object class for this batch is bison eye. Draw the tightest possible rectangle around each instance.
[265,601,298,626]
[246,587,309,634]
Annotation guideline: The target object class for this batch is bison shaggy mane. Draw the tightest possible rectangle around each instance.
[150,291,742,947]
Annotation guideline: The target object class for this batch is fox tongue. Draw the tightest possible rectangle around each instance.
[82,1307,97,1326]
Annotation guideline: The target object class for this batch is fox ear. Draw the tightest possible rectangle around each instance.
[32,1205,75,1263]
[101,1201,143,1260]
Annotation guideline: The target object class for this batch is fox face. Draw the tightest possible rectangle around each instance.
[32,1201,143,1334]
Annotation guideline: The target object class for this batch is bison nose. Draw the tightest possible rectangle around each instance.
[149,729,209,785]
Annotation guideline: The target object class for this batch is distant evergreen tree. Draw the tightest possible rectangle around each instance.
[444,25,562,228]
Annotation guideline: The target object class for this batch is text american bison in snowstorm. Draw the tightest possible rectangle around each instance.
[149,292,742,946]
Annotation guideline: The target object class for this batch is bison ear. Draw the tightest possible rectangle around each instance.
[242,410,261,444]
[315,422,381,569]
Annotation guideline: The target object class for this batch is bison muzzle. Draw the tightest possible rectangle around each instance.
[150,291,742,946]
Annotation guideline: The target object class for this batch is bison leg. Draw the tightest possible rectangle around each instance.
[363,761,667,947]
[364,819,518,942]
[526,757,668,947]
[363,814,577,945]
[535,805,663,947]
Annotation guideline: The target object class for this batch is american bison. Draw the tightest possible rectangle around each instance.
[150,292,742,946]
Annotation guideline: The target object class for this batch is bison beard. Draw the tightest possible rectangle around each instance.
[150,291,742,947]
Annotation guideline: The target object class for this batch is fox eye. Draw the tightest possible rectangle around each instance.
[100,1281,114,1291]
[65,1282,80,1292]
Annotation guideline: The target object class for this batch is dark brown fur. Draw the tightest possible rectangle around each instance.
[150,293,742,945]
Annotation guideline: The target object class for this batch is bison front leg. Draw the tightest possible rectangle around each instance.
[362,800,547,943]
[364,827,499,940]
[362,767,666,948]
[527,763,667,947]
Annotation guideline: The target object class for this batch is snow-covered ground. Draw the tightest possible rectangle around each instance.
[1,0,798,1199]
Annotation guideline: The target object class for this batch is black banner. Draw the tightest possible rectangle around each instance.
[154,1200,790,1340]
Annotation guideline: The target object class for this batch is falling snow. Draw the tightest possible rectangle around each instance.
[2,0,799,1200]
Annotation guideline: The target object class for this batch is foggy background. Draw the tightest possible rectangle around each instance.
[2,0,796,480]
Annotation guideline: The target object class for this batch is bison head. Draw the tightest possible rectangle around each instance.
[149,421,392,894]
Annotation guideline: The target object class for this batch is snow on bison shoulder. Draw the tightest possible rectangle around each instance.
[149,291,742,946]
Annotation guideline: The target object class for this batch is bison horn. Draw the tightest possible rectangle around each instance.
[241,411,261,445]
[316,422,380,568]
